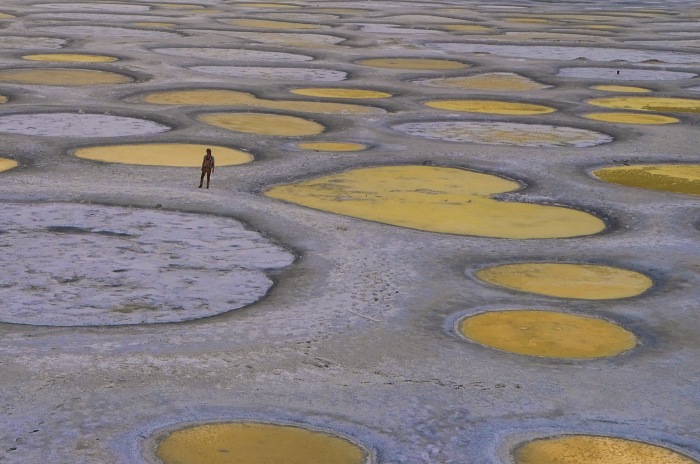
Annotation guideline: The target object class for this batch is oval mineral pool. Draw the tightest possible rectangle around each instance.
[0,95,6,104]
[225,18,320,29]
[265,165,605,238]
[458,310,637,359]
[416,73,550,91]
[0,113,170,137]
[297,142,367,152]
[583,113,678,124]
[593,164,700,195]
[357,58,467,70]
[139,89,382,114]
[592,85,651,93]
[152,47,313,62]
[0,203,293,326]
[587,96,700,113]
[0,69,133,86]
[0,158,18,172]
[557,68,696,81]
[156,422,367,464]
[289,88,392,99]
[190,66,347,81]
[475,263,653,299]
[198,113,325,136]
[74,143,253,167]
[515,435,698,464]
[425,100,556,115]
[21,53,118,63]
[392,121,612,147]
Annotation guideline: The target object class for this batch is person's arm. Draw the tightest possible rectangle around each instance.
[211,156,215,173]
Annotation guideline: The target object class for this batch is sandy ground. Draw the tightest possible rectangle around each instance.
[0,0,699,463]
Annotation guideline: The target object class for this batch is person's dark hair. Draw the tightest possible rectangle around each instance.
[206,148,211,154]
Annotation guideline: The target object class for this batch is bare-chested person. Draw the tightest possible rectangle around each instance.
[199,148,215,189]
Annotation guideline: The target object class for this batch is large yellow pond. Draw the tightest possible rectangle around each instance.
[515,435,698,464]
[425,100,556,115]
[157,422,367,464]
[73,143,253,167]
[592,85,651,93]
[0,158,18,172]
[265,165,605,238]
[0,69,132,86]
[289,88,392,99]
[140,89,382,114]
[583,112,678,124]
[22,53,118,63]
[593,164,700,195]
[458,310,637,359]
[357,58,467,70]
[475,263,652,299]
[588,97,700,113]
[199,113,325,136]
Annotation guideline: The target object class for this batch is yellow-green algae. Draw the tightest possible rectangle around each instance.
[357,58,467,70]
[297,142,367,152]
[475,263,652,299]
[289,88,391,99]
[515,435,698,464]
[421,73,549,92]
[583,112,678,124]
[425,100,555,115]
[588,97,700,113]
[264,165,605,238]
[225,18,319,29]
[592,85,651,93]
[157,422,367,464]
[0,158,18,172]
[0,96,7,104]
[458,310,637,359]
[593,164,700,195]
[199,113,325,136]
[140,89,382,114]
[22,54,118,63]
[0,69,132,86]
[74,143,252,167]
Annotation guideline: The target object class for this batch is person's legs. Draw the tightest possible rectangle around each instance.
[206,169,211,188]
[199,170,206,188]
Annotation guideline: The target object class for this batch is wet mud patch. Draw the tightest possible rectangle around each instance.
[474,263,653,299]
[557,67,696,80]
[265,165,605,239]
[414,73,550,91]
[514,435,697,464]
[457,310,637,359]
[73,143,253,167]
[0,68,133,86]
[190,66,347,81]
[152,46,313,62]
[392,121,612,148]
[0,203,293,326]
[155,422,368,464]
[0,113,170,137]
[593,164,700,195]
[198,112,325,136]
[138,89,383,114]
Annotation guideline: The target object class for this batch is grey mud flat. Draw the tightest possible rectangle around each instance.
[0,0,698,463]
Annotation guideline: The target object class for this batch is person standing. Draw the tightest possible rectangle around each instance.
[199,148,215,189]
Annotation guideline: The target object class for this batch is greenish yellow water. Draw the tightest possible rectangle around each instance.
[297,142,367,152]
[156,422,367,464]
[593,164,700,195]
[425,100,556,115]
[584,112,678,124]
[199,113,325,136]
[289,88,392,99]
[74,143,253,167]
[475,263,652,299]
[588,97,700,113]
[459,310,637,359]
[592,85,651,93]
[516,436,698,464]
[0,158,18,172]
[22,54,118,63]
[264,165,605,238]
[140,89,382,114]
[0,69,132,86]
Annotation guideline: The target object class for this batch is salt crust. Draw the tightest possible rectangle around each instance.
[153,47,313,62]
[190,66,347,81]
[0,113,170,137]
[557,67,697,80]
[0,203,293,326]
